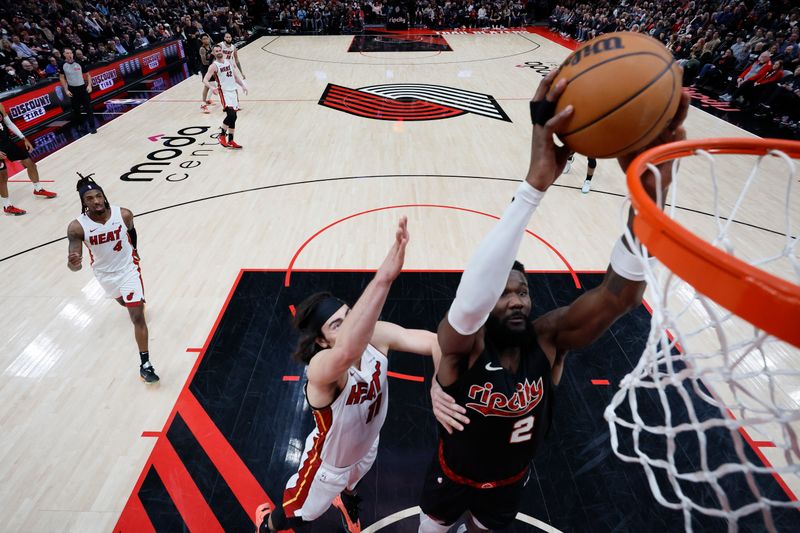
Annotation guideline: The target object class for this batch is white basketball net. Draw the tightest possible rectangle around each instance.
[604,145,800,532]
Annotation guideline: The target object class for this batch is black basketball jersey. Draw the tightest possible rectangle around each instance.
[440,327,553,483]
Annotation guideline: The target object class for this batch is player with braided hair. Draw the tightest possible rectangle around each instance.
[66,173,158,383]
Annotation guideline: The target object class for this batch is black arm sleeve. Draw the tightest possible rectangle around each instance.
[128,227,138,249]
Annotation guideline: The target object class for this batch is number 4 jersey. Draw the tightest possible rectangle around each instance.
[440,328,553,484]
[77,205,136,274]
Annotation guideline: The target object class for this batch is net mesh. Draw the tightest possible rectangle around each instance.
[604,143,800,532]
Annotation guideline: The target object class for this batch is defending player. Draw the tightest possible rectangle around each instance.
[204,45,248,149]
[1,103,56,215]
[256,217,438,533]
[66,174,158,383]
[419,70,689,532]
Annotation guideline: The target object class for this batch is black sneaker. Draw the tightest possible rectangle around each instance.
[140,362,160,383]
[332,492,361,533]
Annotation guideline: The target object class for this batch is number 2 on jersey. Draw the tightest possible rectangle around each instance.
[510,415,535,443]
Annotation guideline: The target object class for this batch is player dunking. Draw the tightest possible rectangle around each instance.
[256,218,438,533]
[419,70,689,532]
[204,45,248,149]
[66,174,159,383]
[218,33,244,77]
[1,103,56,215]
[198,34,214,114]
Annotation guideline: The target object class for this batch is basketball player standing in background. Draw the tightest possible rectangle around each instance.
[219,33,244,78]
[256,218,439,533]
[419,70,690,532]
[198,34,214,114]
[66,175,159,383]
[204,45,248,149]
[0,102,57,215]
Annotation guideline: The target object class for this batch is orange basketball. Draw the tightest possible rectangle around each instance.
[551,32,683,159]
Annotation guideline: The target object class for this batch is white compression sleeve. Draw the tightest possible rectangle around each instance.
[447,181,545,335]
[3,115,24,140]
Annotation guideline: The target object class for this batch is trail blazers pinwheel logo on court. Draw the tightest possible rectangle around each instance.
[319,83,511,122]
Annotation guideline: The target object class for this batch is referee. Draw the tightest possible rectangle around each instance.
[59,48,96,134]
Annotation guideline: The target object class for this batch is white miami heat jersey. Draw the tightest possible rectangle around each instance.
[77,206,136,274]
[306,344,389,468]
[214,58,238,92]
[218,41,236,61]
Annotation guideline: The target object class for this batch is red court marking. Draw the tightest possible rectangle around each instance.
[752,441,777,448]
[141,431,160,438]
[590,379,610,385]
[147,133,165,142]
[114,269,246,533]
[151,438,225,533]
[114,494,155,533]
[283,375,301,381]
[388,371,425,383]
[288,304,296,316]
[526,27,579,50]
[179,390,274,526]
[185,347,203,353]
[8,179,55,183]
[284,204,579,289]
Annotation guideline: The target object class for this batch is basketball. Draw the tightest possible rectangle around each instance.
[551,31,683,159]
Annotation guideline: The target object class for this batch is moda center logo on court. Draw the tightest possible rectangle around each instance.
[319,83,511,122]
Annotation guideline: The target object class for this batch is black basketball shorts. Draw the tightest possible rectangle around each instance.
[419,452,528,530]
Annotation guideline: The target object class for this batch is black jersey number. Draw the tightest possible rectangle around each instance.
[509,415,535,443]
[226,69,233,77]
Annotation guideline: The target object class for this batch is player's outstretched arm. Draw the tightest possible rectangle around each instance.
[438,70,573,385]
[67,220,84,272]
[371,322,437,356]
[535,93,690,356]
[307,218,409,385]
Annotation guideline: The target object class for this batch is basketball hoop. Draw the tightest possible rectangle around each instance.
[605,138,800,532]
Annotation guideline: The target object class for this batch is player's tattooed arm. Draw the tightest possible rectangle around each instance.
[534,267,646,357]
[67,220,84,271]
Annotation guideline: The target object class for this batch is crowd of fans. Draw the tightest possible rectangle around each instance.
[2,1,798,130]
[259,0,549,33]
[549,0,800,130]
[0,0,253,93]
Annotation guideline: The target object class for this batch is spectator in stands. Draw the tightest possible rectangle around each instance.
[11,35,36,59]
[133,31,150,50]
[693,48,738,89]
[44,55,60,77]
[721,51,772,102]
[112,37,128,56]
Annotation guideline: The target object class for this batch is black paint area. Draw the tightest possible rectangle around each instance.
[138,271,796,532]
[349,35,453,52]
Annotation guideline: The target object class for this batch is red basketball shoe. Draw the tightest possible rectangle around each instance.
[254,502,271,533]
[3,205,26,216]
[333,492,361,533]
[219,135,230,148]
[228,140,243,149]
[33,188,57,199]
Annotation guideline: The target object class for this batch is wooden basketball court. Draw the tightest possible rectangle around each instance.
[0,31,797,532]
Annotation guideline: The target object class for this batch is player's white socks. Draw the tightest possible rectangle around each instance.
[33,182,42,192]
[2,196,10,208]
[419,513,452,533]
